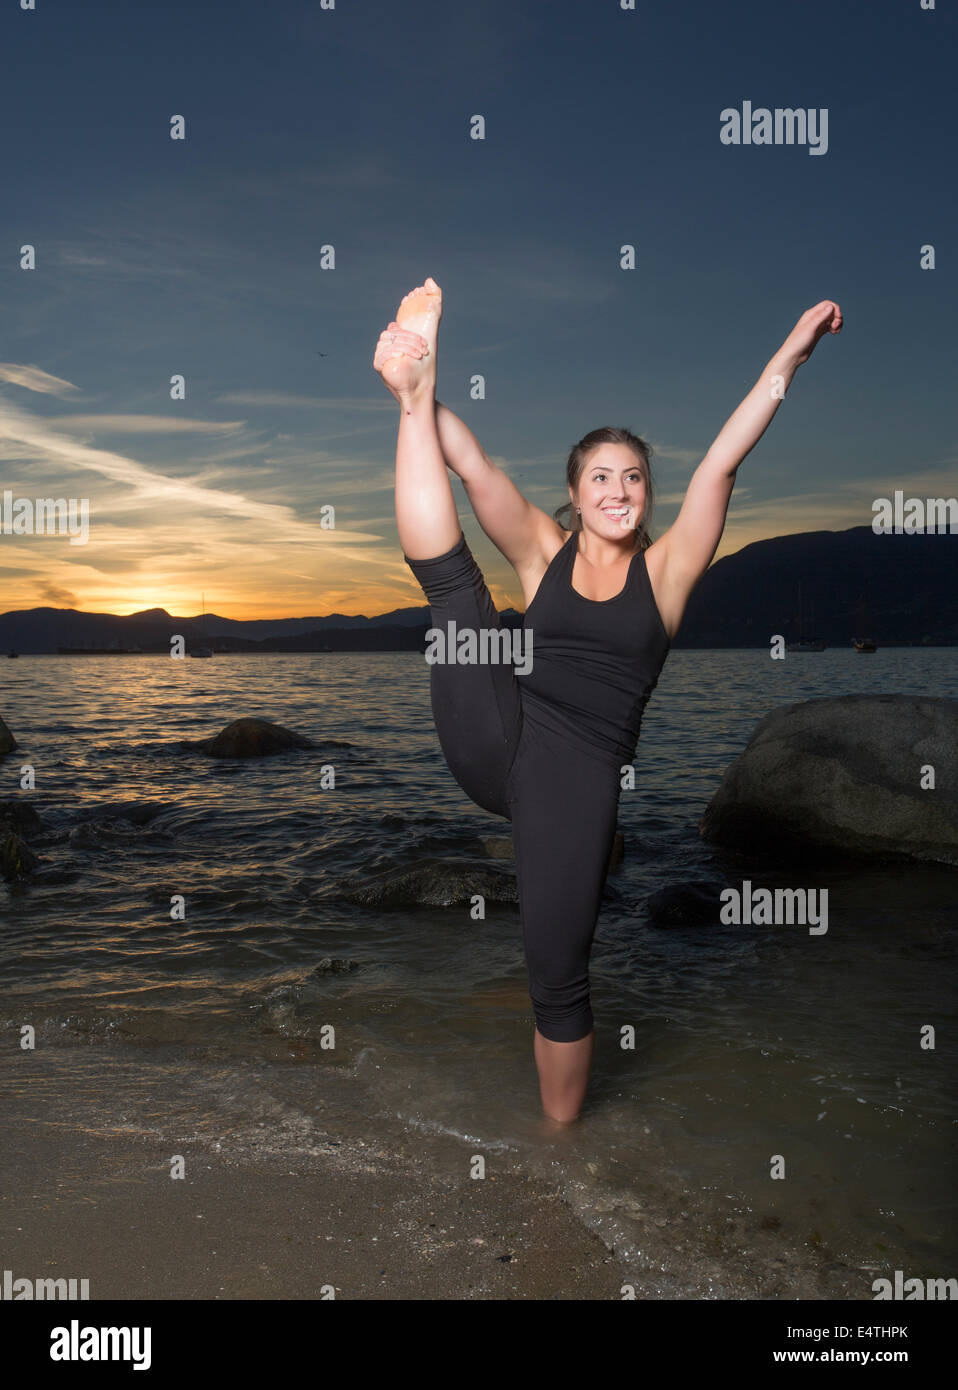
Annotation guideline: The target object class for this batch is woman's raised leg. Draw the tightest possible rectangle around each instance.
[375,278,459,560]
[376,278,522,819]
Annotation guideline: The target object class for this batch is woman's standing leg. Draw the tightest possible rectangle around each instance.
[510,738,621,1123]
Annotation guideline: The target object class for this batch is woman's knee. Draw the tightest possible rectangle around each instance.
[528,977,594,1043]
[404,529,478,608]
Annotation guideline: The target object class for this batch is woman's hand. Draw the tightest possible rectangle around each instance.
[373,321,430,399]
[785,300,843,366]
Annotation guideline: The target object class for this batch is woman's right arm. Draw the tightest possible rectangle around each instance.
[435,401,557,571]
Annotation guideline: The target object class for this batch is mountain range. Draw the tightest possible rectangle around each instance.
[0,527,953,653]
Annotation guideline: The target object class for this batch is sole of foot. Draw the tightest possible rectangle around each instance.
[395,277,443,354]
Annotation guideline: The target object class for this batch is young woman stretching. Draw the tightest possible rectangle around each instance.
[374,277,842,1124]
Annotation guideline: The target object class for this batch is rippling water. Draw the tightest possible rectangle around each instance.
[1,648,956,1296]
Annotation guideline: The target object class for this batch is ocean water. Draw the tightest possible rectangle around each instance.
[1,648,956,1297]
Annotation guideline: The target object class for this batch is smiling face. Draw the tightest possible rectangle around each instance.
[570,443,648,537]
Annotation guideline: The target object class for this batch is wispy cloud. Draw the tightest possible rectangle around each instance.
[48,414,249,435]
[215,392,396,412]
[0,379,401,616]
[37,579,79,607]
[0,363,81,397]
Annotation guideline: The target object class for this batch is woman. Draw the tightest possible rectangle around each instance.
[374,277,842,1124]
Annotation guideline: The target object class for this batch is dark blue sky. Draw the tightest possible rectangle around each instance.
[1,0,954,617]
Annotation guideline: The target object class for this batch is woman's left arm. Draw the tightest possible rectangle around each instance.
[657,300,843,597]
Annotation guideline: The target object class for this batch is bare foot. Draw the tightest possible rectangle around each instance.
[379,277,443,399]
[396,276,443,350]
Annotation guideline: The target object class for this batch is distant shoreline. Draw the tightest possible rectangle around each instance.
[11,644,956,656]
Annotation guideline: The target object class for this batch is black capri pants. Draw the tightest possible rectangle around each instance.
[404,529,621,1042]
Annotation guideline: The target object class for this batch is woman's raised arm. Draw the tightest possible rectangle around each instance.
[435,401,555,573]
[655,300,843,602]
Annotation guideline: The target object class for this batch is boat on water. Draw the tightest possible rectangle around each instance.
[851,594,878,652]
[785,581,825,652]
[189,592,215,658]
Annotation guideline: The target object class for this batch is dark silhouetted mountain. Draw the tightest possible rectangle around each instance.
[0,528,953,653]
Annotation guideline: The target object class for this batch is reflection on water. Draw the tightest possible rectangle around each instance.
[0,649,956,1295]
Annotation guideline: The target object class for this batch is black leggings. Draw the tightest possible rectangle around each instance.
[404,530,621,1042]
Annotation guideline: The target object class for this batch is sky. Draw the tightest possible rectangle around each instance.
[0,0,954,620]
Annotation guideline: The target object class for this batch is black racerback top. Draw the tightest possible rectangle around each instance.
[516,529,671,770]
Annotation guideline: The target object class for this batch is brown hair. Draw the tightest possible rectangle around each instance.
[553,427,655,551]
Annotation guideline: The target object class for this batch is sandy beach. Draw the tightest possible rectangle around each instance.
[2,1039,919,1303]
[1,1107,630,1301]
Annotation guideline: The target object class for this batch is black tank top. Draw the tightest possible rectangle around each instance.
[516,529,671,769]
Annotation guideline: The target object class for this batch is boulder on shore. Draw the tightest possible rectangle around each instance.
[189,717,315,759]
[0,717,16,756]
[700,694,958,867]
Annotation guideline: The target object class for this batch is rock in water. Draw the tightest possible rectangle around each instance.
[0,802,42,877]
[192,718,315,759]
[342,857,518,908]
[700,695,958,867]
[311,958,360,976]
[1,834,38,879]
[480,835,514,860]
[0,801,42,839]
[645,881,726,927]
[0,717,16,756]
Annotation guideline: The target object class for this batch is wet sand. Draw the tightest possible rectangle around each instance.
[0,1045,912,1303]
[0,1119,630,1301]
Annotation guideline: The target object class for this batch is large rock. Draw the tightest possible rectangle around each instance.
[342,857,518,908]
[0,717,16,756]
[700,695,958,867]
[190,718,315,759]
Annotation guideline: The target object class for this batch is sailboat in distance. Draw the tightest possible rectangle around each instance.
[785,580,825,652]
[189,592,214,658]
[852,593,878,652]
